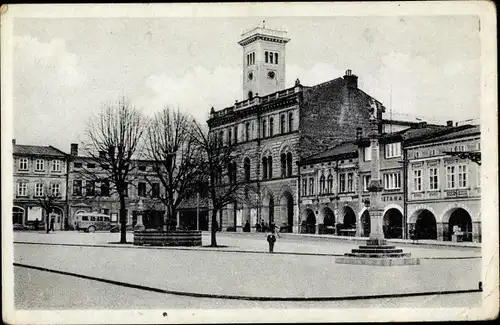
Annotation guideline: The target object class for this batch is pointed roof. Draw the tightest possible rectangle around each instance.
[13,144,67,157]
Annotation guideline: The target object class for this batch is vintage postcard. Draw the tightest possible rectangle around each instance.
[1,2,498,324]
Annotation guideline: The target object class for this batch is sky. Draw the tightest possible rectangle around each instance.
[11,14,481,152]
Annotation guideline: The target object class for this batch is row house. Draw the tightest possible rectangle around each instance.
[207,25,387,233]
[12,139,69,230]
[297,122,481,242]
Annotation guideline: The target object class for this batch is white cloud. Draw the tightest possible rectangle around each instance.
[14,36,86,88]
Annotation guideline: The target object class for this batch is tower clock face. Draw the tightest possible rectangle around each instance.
[267,71,276,79]
[248,72,253,81]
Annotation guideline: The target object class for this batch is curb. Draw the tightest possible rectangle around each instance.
[13,241,481,260]
[14,263,482,302]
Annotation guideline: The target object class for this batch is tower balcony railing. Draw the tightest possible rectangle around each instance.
[240,26,288,40]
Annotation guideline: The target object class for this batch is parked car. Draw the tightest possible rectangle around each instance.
[76,213,113,232]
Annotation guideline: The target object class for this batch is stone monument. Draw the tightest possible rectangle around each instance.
[336,107,420,266]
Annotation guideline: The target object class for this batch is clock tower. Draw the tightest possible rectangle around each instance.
[238,24,290,100]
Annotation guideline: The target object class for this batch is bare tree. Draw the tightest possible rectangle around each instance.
[37,193,63,233]
[83,97,145,243]
[144,108,199,231]
[191,120,258,246]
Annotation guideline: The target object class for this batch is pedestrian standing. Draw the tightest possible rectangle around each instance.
[50,216,55,232]
[34,218,39,231]
[265,223,280,253]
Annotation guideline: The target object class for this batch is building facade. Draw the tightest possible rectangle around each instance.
[406,125,481,242]
[297,122,481,242]
[12,139,69,230]
[207,26,386,233]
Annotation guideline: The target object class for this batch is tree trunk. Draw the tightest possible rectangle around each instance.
[119,195,127,243]
[211,208,218,247]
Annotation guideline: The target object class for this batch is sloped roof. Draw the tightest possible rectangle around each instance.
[177,194,209,210]
[407,125,480,146]
[13,145,67,157]
[301,141,358,165]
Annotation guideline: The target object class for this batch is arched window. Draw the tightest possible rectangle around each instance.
[269,117,274,137]
[270,52,274,64]
[262,157,268,179]
[288,112,294,132]
[265,51,269,63]
[267,155,273,179]
[262,120,267,138]
[286,152,293,177]
[327,174,333,193]
[248,91,253,100]
[234,125,238,144]
[275,53,279,65]
[228,128,232,146]
[244,158,251,182]
[219,130,224,146]
[280,114,286,133]
[319,175,326,194]
[232,161,237,184]
[280,153,286,177]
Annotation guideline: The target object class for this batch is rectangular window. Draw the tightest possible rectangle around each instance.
[85,180,95,196]
[234,125,238,144]
[446,166,455,189]
[385,142,401,158]
[339,173,346,193]
[101,179,110,197]
[265,51,268,63]
[347,173,354,192]
[280,114,286,133]
[269,118,274,137]
[35,159,45,171]
[429,167,439,190]
[87,163,96,169]
[151,183,160,198]
[309,178,314,196]
[138,165,147,172]
[458,165,467,188]
[262,120,267,138]
[17,182,27,196]
[383,172,401,190]
[138,182,147,197]
[51,159,62,172]
[50,183,60,197]
[302,179,307,196]
[35,183,44,197]
[288,112,293,132]
[364,145,372,161]
[245,122,250,141]
[74,162,82,168]
[363,175,371,192]
[19,158,28,171]
[73,180,82,196]
[413,169,422,192]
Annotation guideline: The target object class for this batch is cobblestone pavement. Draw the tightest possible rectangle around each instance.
[14,241,481,299]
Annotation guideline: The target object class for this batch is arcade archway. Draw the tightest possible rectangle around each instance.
[383,208,403,239]
[414,209,437,240]
[447,208,473,242]
[304,209,316,234]
[13,206,24,225]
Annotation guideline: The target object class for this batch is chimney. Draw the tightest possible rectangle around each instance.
[70,143,78,156]
[343,69,358,88]
[355,127,363,140]
[446,120,453,127]
[12,139,16,145]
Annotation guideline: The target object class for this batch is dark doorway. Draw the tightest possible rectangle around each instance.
[361,210,370,237]
[383,208,403,239]
[415,210,437,240]
[305,210,316,234]
[323,208,335,234]
[448,208,473,242]
[269,196,274,225]
[13,207,24,225]
[287,194,294,232]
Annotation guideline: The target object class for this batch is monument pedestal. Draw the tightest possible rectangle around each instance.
[335,240,420,266]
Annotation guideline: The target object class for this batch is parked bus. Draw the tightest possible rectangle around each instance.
[75,213,113,232]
